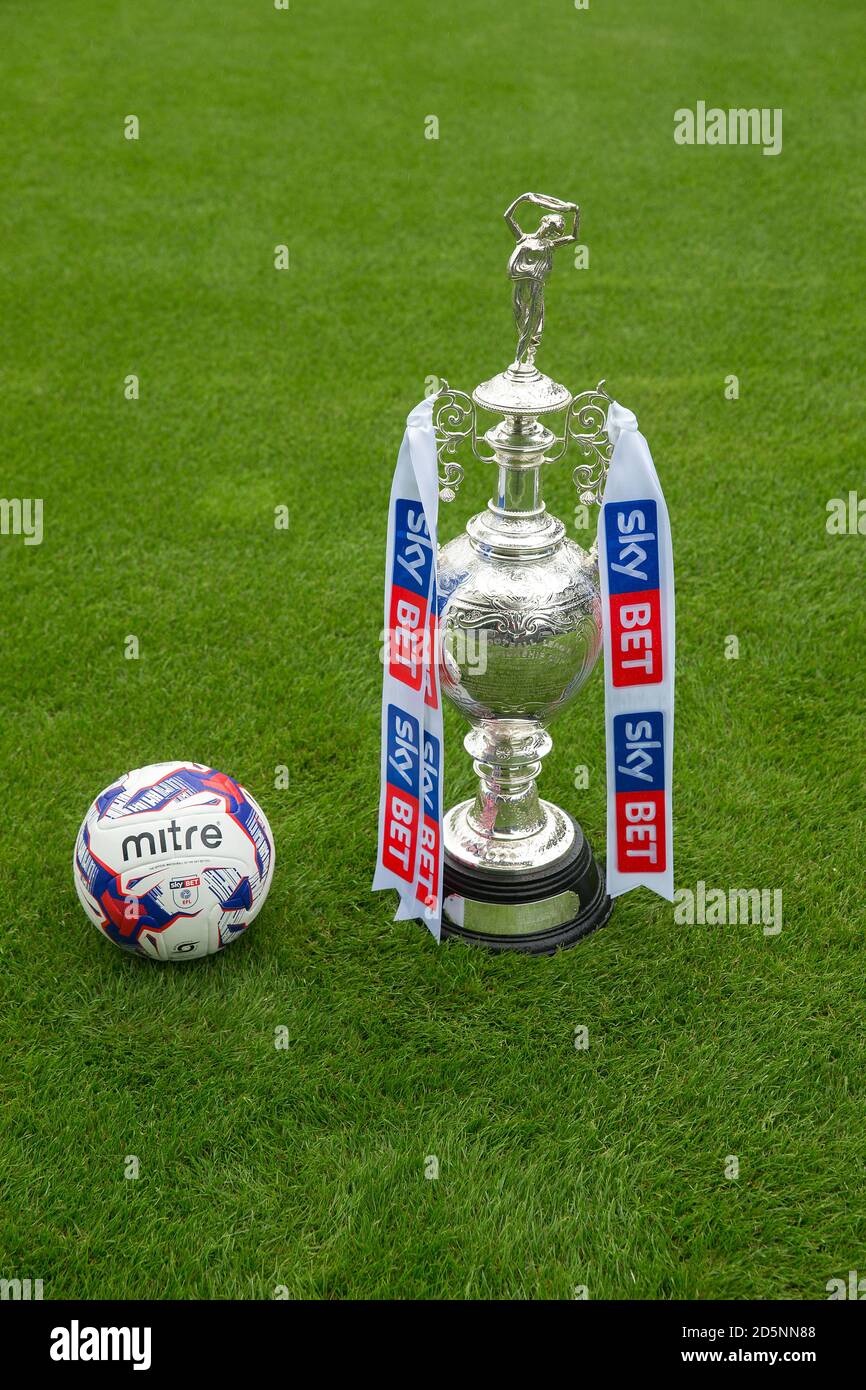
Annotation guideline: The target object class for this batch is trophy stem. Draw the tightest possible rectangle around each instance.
[493,458,543,514]
[469,759,544,838]
[464,720,549,840]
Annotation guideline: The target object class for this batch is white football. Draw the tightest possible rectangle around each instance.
[73,761,275,960]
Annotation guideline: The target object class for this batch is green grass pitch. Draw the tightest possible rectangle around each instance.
[1,0,864,1300]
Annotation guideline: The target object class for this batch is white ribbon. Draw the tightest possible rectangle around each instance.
[597,401,675,901]
[372,397,444,938]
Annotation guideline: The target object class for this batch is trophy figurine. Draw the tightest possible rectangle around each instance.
[433,192,616,952]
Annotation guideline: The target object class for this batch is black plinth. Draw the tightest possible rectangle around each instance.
[440,815,612,955]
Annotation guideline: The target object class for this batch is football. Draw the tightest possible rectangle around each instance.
[73,761,275,960]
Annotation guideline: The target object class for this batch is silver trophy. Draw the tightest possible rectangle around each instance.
[434,193,614,952]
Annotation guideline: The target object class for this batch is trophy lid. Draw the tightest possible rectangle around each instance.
[473,363,573,417]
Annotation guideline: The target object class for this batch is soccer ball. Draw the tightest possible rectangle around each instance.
[73,761,275,960]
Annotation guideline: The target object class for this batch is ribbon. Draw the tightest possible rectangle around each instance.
[372,397,444,939]
[375,392,673,940]
[597,401,675,901]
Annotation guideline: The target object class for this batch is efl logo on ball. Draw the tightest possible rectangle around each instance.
[72,761,275,960]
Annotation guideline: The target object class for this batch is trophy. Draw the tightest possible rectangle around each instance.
[432,192,617,952]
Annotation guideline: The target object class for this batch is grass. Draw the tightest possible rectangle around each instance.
[1,0,865,1299]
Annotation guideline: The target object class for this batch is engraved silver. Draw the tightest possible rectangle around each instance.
[433,194,614,937]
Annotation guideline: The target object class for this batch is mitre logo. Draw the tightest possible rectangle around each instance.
[121,818,223,862]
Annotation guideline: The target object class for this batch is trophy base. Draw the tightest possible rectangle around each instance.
[440,813,612,954]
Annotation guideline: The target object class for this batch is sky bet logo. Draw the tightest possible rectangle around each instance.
[614,712,667,873]
[381,704,421,884]
[389,499,434,693]
[416,731,441,911]
[604,499,662,687]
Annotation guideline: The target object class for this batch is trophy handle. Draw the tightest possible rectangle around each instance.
[431,382,495,500]
[566,380,614,506]
[432,377,613,505]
